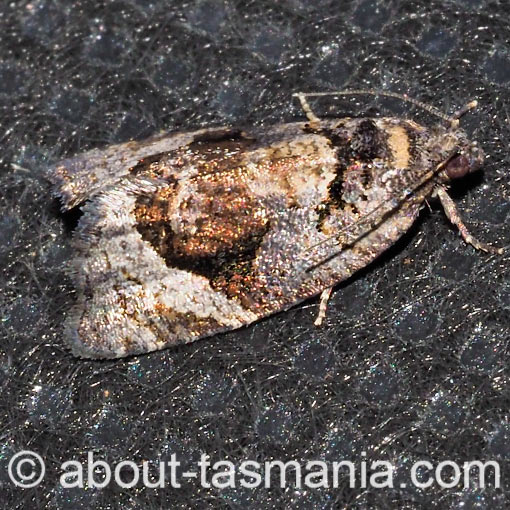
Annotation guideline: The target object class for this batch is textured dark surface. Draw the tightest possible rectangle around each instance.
[1,0,509,508]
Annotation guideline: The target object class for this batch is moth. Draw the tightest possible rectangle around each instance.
[49,90,501,358]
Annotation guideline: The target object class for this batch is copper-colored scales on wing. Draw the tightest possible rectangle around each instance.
[133,144,279,310]
[48,92,499,357]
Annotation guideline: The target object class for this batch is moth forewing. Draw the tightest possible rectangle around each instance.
[49,92,500,358]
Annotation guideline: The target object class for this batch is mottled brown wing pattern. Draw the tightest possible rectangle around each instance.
[50,116,480,358]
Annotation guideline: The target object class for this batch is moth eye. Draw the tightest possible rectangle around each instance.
[444,154,470,179]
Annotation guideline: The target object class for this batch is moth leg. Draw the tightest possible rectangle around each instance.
[314,287,333,326]
[436,185,503,254]
[293,92,321,129]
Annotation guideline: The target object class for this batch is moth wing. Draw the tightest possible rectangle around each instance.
[47,126,236,211]
[67,179,259,358]
[232,192,426,316]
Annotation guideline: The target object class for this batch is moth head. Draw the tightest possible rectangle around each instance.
[435,129,485,183]
[444,141,484,180]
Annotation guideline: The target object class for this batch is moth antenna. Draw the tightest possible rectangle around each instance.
[293,89,475,129]
[449,100,478,129]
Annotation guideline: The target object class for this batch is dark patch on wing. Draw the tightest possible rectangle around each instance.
[315,119,393,229]
[402,121,421,170]
[314,123,350,225]
[144,303,225,345]
[350,119,391,161]
[129,129,255,180]
[184,137,254,177]
[133,177,271,310]
[129,152,172,176]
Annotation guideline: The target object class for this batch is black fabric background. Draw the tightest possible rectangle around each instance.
[1,0,509,508]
